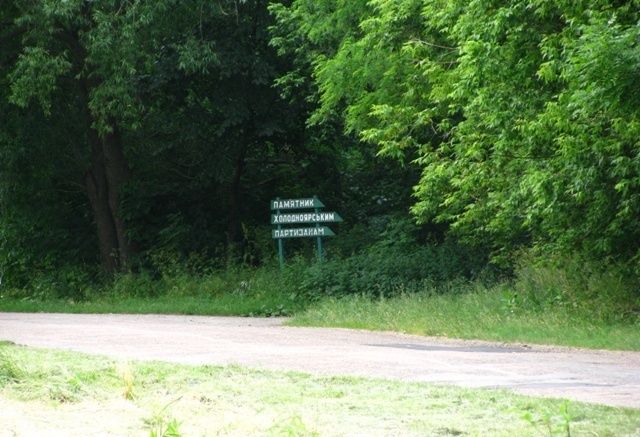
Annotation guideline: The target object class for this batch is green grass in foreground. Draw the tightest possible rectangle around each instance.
[289,289,640,351]
[1,342,638,436]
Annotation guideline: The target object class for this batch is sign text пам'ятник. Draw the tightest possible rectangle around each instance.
[271,198,324,210]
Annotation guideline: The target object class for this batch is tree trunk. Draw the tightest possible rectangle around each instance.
[226,4,259,263]
[83,115,133,272]
[85,129,120,272]
[102,125,133,268]
[65,26,133,272]
[226,145,247,262]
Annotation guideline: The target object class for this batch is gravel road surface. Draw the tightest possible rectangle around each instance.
[1,312,638,408]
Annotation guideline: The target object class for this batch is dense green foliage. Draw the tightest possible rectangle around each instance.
[272,0,640,267]
[1,0,639,319]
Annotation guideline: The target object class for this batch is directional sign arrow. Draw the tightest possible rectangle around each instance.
[271,211,343,225]
[271,198,325,210]
[272,226,335,239]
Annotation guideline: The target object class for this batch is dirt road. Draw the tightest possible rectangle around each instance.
[1,312,638,408]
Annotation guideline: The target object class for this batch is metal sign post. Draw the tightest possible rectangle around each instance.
[270,196,342,269]
[275,198,285,270]
[315,197,323,261]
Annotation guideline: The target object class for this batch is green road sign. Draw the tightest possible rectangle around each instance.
[272,226,335,239]
[271,211,343,225]
[271,198,325,210]
[271,196,341,268]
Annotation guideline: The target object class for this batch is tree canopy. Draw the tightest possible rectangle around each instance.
[272,0,640,266]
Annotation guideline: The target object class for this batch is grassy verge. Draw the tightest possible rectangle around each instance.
[2,285,639,351]
[1,256,638,351]
[1,342,639,436]
[0,293,299,317]
[289,287,640,351]
[0,265,304,317]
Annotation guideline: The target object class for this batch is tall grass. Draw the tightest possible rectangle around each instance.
[1,244,638,350]
[512,256,639,324]
[291,258,640,350]
[0,261,307,316]
[0,239,484,315]
[0,344,25,385]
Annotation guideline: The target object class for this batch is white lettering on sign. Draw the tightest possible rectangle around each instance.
[271,199,315,210]
[273,227,328,238]
[272,212,338,224]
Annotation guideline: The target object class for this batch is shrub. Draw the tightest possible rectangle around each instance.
[512,255,640,323]
[299,239,488,298]
[10,266,97,301]
[111,271,162,298]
